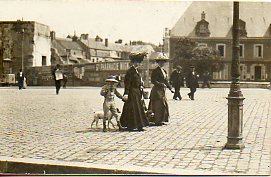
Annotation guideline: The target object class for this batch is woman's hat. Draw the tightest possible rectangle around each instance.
[154,53,168,62]
[129,52,147,62]
[105,75,119,83]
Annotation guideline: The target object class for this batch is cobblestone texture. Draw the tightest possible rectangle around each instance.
[0,87,270,175]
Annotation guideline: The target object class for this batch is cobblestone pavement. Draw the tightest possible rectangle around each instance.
[0,87,270,175]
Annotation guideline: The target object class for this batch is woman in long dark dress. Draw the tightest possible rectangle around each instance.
[120,52,149,131]
[148,54,174,126]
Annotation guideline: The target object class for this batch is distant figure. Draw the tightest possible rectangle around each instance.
[100,75,124,132]
[52,64,63,95]
[202,71,211,89]
[120,52,149,131]
[170,65,184,100]
[17,69,24,90]
[63,74,68,88]
[148,54,174,126]
[186,66,199,100]
[116,75,122,87]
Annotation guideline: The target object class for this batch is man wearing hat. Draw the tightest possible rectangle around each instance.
[100,75,124,132]
[52,64,63,95]
[120,52,149,131]
[148,53,174,126]
[186,66,199,100]
[170,65,185,100]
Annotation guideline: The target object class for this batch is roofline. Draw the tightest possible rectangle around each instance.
[170,36,271,40]
[0,20,49,27]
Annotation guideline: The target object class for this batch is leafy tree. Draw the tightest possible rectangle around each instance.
[173,38,224,77]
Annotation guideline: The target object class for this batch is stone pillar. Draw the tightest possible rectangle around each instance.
[224,2,245,149]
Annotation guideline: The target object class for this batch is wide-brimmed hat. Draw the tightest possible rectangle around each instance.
[129,52,147,62]
[105,75,118,83]
[154,53,168,62]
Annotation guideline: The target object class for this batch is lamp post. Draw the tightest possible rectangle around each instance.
[224,1,245,149]
[21,28,24,72]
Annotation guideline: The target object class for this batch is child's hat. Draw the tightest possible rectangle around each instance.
[105,75,118,83]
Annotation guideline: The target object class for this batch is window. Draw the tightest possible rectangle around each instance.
[216,44,226,58]
[42,56,46,66]
[254,44,263,58]
[199,25,207,33]
[239,44,244,58]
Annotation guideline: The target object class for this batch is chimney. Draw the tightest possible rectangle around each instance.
[95,35,103,42]
[115,39,122,44]
[50,31,56,40]
[201,11,206,20]
[105,38,108,47]
[80,33,89,40]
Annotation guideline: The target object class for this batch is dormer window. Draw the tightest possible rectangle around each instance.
[195,11,210,37]
[239,19,247,37]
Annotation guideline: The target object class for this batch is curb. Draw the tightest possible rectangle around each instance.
[0,156,235,175]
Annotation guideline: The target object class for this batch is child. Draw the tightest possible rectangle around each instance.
[100,75,124,132]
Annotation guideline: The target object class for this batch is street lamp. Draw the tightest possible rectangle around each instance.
[21,28,24,72]
[224,1,245,149]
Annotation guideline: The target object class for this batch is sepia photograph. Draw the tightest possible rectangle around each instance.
[0,0,270,176]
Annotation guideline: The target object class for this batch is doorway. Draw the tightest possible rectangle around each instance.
[254,66,262,81]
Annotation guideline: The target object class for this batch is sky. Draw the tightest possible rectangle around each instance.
[0,0,191,45]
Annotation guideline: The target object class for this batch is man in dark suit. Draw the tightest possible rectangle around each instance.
[17,69,24,90]
[170,65,184,100]
[186,66,199,100]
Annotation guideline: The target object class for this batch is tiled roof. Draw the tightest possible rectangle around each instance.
[130,45,155,55]
[171,2,271,38]
[51,38,84,56]
[51,40,66,56]
[80,38,131,52]
[56,38,83,50]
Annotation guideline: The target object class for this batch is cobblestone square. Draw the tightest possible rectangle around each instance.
[0,87,270,175]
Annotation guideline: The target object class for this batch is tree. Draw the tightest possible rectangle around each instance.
[173,38,224,76]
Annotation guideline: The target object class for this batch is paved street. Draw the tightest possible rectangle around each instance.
[0,87,270,175]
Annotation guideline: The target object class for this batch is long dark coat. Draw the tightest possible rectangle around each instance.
[17,72,25,89]
[148,67,172,124]
[120,66,149,129]
[170,70,184,88]
[186,72,199,88]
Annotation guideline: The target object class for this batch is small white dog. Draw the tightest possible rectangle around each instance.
[91,108,120,129]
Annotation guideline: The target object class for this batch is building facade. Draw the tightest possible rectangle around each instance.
[169,2,271,81]
[0,20,51,74]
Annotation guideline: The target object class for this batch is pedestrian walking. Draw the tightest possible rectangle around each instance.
[52,64,63,95]
[120,52,149,131]
[201,71,211,89]
[186,66,199,100]
[63,73,68,88]
[148,53,174,126]
[100,75,124,132]
[17,69,25,90]
[116,75,122,87]
[170,65,184,100]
